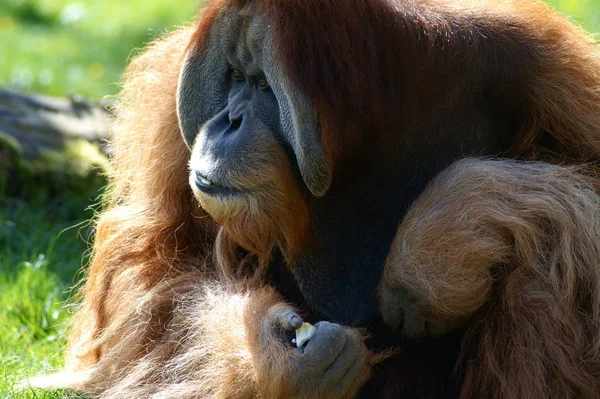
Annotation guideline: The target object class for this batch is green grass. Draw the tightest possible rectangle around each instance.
[555,0,600,31]
[0,0,598,99]
[0,0,200,98]
[0,1,599,398]
[0,191,95,398]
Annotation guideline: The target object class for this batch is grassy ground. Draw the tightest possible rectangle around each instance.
[0,1,599,398]
[0,192,94,398]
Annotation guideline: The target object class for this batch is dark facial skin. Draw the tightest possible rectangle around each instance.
[190,67,282,195]
[178,5,523,398]
[177,9,329,197]
[177,9,369,396]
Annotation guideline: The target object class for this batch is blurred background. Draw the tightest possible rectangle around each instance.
[0,1,598,398]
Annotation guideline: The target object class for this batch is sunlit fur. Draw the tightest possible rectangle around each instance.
[27,0,600,397]
[380,158,600,397]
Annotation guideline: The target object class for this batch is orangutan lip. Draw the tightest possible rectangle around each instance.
[194,171,240,196]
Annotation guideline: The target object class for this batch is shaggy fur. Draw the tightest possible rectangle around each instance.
[193,0,600,182]
[380,159,600,397]
[30,0,600,398]
[32,26,365,399]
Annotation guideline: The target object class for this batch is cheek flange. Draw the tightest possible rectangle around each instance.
[176,46,230,148]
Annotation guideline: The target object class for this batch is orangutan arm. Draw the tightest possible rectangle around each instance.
[60,263,371,399]
[380,158,600,397]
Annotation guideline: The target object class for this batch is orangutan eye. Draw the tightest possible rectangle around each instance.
[258,77,269,89]
[231,68,244,81]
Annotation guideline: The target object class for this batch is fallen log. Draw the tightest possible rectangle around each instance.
[0,89,112,197]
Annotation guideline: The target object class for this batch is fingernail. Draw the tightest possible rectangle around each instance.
[290,315,302,328]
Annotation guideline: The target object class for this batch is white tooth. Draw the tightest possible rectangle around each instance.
[199,176,212,185]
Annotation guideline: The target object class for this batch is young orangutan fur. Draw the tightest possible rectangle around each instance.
[29,0,600,397]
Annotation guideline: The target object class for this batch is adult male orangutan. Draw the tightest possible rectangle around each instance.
[34,0,600,397]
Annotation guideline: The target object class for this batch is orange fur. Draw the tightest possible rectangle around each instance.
[380,159,600,397]
[379,2,600,396]
[442,0,600,160]
[189,137,309,267]
[36,23,359,399]
[27,0,600,398]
